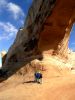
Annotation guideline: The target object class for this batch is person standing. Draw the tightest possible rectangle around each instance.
[34,71,42,84]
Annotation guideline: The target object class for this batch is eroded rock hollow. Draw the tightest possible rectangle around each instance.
[1,0,75,75]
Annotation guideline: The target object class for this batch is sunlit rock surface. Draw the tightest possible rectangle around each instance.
[2,0,75,75]
[0,1,75,99]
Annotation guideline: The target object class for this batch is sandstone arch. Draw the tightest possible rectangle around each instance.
[38,0,75,57]
[1,0,75,76]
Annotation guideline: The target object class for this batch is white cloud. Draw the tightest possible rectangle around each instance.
[0,0,7,7]
[0,0,24,20]
[0,0,7,12]
[7,3,24,20]
[20,20,24,25]
[0,22,18,40]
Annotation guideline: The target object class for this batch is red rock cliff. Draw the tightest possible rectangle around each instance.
[1,0,75,74]
[38,0,75,56]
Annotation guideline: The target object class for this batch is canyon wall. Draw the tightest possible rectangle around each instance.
[2,0,75,74]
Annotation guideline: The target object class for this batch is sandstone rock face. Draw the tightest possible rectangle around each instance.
[38,0,75,56]
[1,51,7,65]
[2,0,56,70]
[2,0,75,74]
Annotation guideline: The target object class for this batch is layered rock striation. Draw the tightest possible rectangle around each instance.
[1,0,75,76]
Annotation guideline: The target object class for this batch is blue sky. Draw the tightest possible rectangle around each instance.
[0,0,33,51]
[69,24,75,51]
[0,0,33,67]
[0,0,75,67]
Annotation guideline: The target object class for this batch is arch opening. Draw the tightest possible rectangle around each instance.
[68,23,75,52]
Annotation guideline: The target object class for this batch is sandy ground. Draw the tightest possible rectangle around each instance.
[0,74,75,100]
[0,56,75,100]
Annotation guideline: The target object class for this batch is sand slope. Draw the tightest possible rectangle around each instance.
[0,56,75,100]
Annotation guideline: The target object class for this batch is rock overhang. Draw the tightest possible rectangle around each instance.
[1,0,75,76]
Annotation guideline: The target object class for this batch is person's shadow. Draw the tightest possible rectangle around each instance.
[22,80,36,84]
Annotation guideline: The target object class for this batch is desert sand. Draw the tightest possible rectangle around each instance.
[0,55,75,100]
